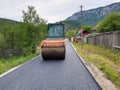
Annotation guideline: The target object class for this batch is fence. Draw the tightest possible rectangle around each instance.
[86,31,120,49]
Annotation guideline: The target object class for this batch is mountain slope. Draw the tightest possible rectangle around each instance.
[0,18,19,27]
[62,2,120,31]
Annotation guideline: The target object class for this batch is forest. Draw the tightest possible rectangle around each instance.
[0,6,47,58]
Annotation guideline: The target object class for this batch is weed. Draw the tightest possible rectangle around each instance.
[73,42,120,88]
[0,53,38,74]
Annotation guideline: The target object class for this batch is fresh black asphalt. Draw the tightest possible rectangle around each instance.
[0,40,102,90]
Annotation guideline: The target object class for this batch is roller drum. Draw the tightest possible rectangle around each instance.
[41,47,65,60]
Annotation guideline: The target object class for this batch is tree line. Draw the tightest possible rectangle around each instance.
[0,6,47,58]
[67,12,120,39]
[96,12,120,33]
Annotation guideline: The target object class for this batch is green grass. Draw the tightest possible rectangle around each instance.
[0,53,38,74]
[73,42,120,88]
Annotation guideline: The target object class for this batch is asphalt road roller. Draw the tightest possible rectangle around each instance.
[40,23,66,60]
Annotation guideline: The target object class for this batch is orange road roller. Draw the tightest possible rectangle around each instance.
[40,23,66,60]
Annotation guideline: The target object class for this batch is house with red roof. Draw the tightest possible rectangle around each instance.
[78,30,90,43]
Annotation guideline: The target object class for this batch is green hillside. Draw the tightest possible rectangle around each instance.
[0,18,19,27]
[62,2,120,31]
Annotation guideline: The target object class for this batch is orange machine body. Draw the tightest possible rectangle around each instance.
[40,39,66,48]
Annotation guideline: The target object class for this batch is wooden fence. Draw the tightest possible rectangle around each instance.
[86,31,120,49]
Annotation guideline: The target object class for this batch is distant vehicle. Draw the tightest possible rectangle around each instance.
[40,23,66,60]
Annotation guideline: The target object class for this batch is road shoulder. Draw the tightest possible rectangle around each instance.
[0,55,40,78]
[70,43,117,90]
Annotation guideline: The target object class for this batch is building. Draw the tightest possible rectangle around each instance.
[78,30,90,43]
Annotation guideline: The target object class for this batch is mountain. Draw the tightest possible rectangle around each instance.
[0,18,19,27]
[61,2,120,31]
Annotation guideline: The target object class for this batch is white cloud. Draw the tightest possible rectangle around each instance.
[0,0,119,23]
[55,0,69,4]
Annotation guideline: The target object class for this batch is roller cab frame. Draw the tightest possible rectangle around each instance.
[40,23,66,60]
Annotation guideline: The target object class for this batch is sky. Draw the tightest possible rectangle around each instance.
[0,0,119,23]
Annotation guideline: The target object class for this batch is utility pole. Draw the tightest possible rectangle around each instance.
[80,5,83,29]
[80,5,83,49]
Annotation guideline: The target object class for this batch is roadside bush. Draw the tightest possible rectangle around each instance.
[96,13,120,33]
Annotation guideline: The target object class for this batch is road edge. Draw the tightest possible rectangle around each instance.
[70,42,117,90]
[0,55,40,78]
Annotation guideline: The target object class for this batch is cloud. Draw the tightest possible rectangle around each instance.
[0,0,119,23]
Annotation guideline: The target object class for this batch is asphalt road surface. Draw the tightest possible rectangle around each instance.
[0,40,102,90]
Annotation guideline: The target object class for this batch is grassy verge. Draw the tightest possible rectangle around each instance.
[0,53,39,74]
[73,42,120,88]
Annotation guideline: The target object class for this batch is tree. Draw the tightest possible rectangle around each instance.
[96,13,120,33]
[0,24,15,50]
[22,6,46,26]
[68,29,78,39]
[0,6,48,58]
[0,24,22,57]
[82,25,92,33]
[22,6,47,53]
